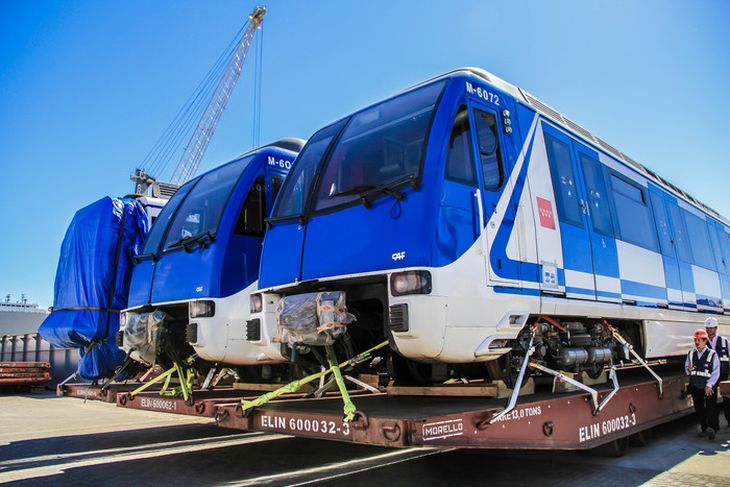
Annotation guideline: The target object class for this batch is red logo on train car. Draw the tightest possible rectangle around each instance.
[537,197,555,229]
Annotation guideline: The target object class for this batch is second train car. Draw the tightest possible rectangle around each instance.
[121,139,303,375]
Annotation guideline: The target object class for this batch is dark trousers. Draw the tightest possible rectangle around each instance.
[690,385,719,432]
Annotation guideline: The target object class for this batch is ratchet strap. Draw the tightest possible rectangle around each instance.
[130,354,198,401]
[240,340,388,422]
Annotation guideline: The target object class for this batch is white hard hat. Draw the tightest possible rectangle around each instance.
[705,316,719,328]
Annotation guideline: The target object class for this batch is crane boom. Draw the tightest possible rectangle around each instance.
[170,6,266,185]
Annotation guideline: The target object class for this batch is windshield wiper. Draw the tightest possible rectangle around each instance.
[132,252,158,263]
[345,175,418,209]
[167,231,215,252]
[330,184,376,197]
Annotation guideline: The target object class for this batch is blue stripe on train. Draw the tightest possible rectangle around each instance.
[696,295,722,308]
[620,280,667,300]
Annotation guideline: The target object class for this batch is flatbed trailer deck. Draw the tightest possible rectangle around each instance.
[117,387,251,416]
[57,382,163,402]
[213,369,692,450]
[116,387,385,417]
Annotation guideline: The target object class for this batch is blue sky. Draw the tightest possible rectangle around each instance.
[1,1,728,307]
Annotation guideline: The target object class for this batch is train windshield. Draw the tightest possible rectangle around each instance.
[272,80,445,217]
[141,179,196,256]
[161,156,251,251]
[313,80,445,211]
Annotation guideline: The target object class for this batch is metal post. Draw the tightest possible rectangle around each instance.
[201,366,217,390]
[35,333,42,363]
[598,366,620,412]
[489,335,535,424]
[608,325,663,398]
[22,334,29,362]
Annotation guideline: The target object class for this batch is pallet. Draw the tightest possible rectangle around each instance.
[0,362,50,386]
[386,385,498,397]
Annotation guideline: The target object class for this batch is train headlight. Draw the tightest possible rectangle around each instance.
[250,293,263,313]
[390,271,432,296]
[190,300,215,318]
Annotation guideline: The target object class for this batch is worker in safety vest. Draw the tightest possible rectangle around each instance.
[685,328,720,439]
[705,316,730,426]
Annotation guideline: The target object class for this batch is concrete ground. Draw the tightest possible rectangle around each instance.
[1,391,728,486]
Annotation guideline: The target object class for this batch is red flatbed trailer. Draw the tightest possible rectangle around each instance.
[115,387,384,418]
[57,382,162,403]
[213,369,692,450]
[117,388,251,417]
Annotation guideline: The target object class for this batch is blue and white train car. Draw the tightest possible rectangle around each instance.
[121,139,302,370]
[249,69,729,383]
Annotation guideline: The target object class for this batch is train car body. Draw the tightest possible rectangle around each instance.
[136,196,166,223]
[245,68,729,382]
[121,140,303,367]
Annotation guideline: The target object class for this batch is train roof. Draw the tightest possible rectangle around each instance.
[236,138,306,159]
[409,68,728,226]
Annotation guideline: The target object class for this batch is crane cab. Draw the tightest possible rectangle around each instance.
[121,139,302,370]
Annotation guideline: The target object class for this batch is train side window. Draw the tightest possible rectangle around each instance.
[708,223,726,272]
[683,210,715,270]
[235,175,266,237]
[473,109,503,191]
[445,105,477,186]
[271,176,284,205]
[579,154,614,236]
[649,192,674,256]
[720,229,730,269]
[545,134,583,227]
[609,174,658,251]
[667,203,692,262]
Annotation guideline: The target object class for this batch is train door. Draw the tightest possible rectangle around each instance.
[648,189,685,308]
[666,202,697,308]
[468,99,521,287]
[542,124,596,299]
[224,169,286,294]
[708,220,730,312]
[573,144,621,302]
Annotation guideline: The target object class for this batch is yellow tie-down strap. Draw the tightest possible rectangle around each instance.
[130,354,198,401]
[241,340,389,422]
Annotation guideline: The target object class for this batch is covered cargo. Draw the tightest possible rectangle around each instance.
[39,196,149,380]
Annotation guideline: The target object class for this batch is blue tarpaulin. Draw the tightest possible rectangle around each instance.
[39,196,149,380]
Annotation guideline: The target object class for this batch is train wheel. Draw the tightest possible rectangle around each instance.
[629,428,653,447]
[585,363,605,380]
[387,354,430,386]
[593,436,630,457]
[497,352,530,390]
